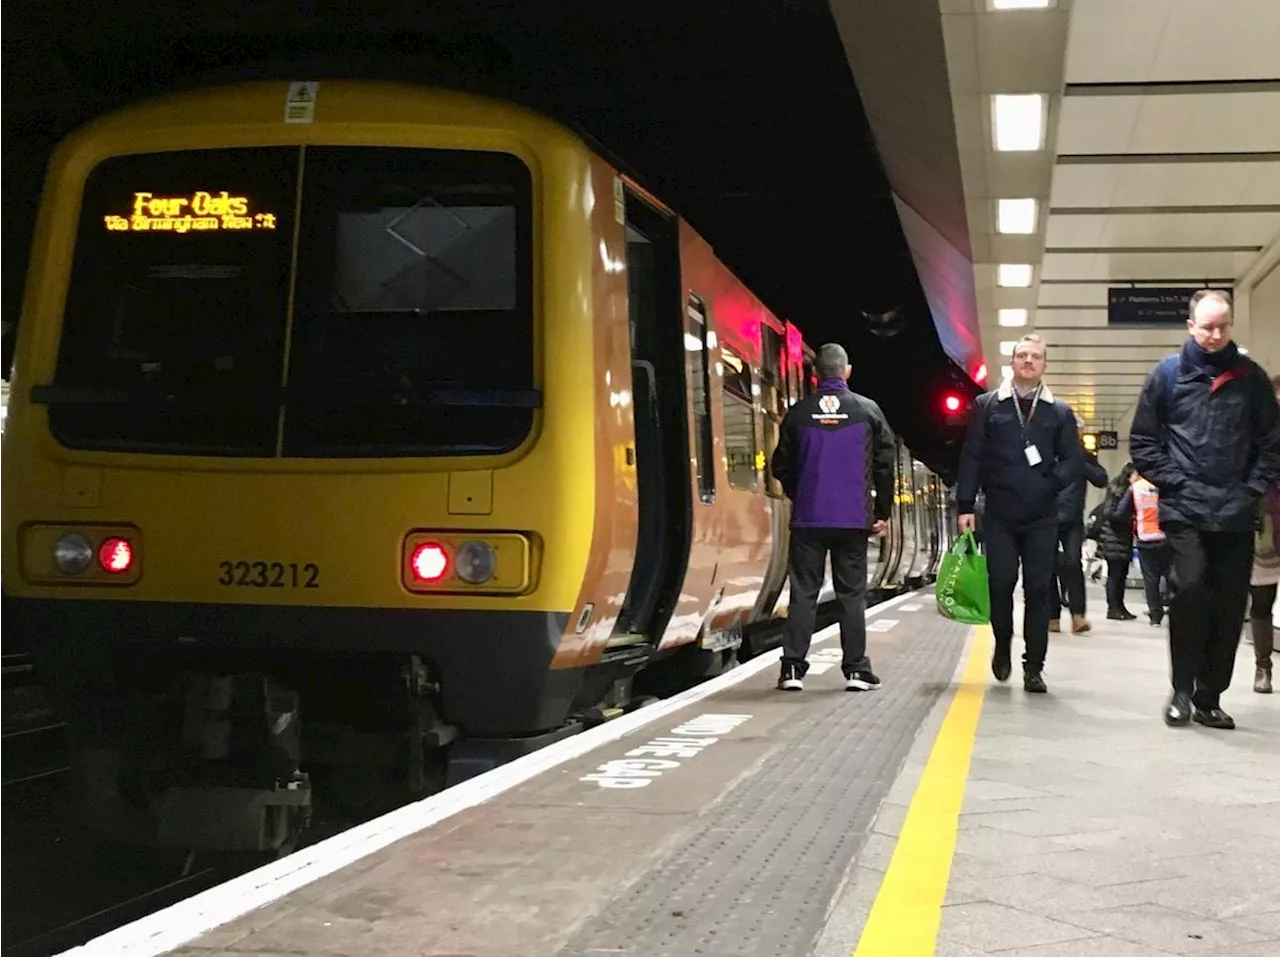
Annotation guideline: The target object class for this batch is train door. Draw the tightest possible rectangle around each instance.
[752,324,791,621]
[907,459,931,586]
[610,193,692,645]
[871,442,901,592]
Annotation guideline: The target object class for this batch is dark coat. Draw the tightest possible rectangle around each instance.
[1056,450,1108,524]
[1130,339,1280,533]
[956,381,1084,525]
[1094,486,1133,562]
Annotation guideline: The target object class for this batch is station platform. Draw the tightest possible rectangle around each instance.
[74,589,1279,957]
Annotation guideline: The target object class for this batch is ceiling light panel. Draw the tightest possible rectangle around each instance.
[998,308,1029,327]
[999,340,1017,357]
[997,264,1033,287]
[993,94,1046,151]
[988,0,1053,9]
[997,198,1038,234]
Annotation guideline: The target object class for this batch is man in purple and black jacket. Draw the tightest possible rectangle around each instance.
[771,343,895,692]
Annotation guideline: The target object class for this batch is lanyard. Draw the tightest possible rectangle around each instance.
[1011,383,1042,437]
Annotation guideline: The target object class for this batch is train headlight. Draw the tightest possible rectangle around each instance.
[53,533,94,574]
[455,540,497,584]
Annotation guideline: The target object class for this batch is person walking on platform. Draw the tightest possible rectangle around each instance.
[1114,470,1172,626]
[1094,466,1138,621]
[1244,375,1280,694]
[956,334,1084,693]
[1130,289,1280,729]
[771,343,895,693]
[1050,424,1108,635]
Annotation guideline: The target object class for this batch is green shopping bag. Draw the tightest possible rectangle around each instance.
[935,531,990,624]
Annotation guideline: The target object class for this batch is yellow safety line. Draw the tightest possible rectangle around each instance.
[852,624,992,957]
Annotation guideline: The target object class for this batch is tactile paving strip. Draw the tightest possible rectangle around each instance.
[559,613,972,957]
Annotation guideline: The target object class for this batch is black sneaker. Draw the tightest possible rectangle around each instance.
[1023,671,1047,694]
[845,670,881,691]
[777,663,803,691]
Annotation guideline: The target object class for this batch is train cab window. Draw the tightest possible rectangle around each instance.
[47,147,300,454]
[686,296,716,504]
[802,357,817,396]
[720,346,759,491]
[284,147,534,457]
[759,325,785,498]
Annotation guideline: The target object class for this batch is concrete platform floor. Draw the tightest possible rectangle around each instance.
[820,591,1280,957]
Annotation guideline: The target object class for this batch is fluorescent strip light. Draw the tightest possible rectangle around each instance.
[998,308,1029,327]
[999,340,1017,357]
[997,198,1038,234]
[993,94,1045,151]
[997,264,1033,287]
[989,0,1053,9]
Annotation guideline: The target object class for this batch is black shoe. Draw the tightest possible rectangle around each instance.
[1164,691,1192,726]
[1149,616,1163,627]
[845,670,881,691]
[1107,608,1137,621]
[777,663,803,691]
[1192,707,1235,730]
[1023,671,1047,694]
[991,645,1012,682]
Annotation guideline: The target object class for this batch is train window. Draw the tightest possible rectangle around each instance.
[686,296,716,505]
[759,326,785,498]
[720,347,759,491]
[802,357,817,396]
[283,147,534,457]
[48,147,300,454]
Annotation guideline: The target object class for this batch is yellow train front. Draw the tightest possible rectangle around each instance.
[2,80,951,853]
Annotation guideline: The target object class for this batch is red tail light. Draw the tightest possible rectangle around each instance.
[98,537,134,574]
[410,542,450,582]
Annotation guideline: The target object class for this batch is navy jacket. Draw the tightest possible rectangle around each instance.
[1130,339,1280,532]
[771,379,895,529]
[1056,450,1108,524]
[956,380,1083,525]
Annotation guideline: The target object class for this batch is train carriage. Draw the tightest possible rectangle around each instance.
[2,80,950,852]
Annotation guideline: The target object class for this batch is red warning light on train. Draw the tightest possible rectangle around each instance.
[98,537,134,574]
[410,543,450,583]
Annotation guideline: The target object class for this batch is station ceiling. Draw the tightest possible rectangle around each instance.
[841,0,1280,437]
[2,0,979,476]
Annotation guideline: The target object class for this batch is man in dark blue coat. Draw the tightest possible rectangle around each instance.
[1130,289,1280,730]
[771,343,895,693]
[956,334,1084,693]
[1051,432,1108,633]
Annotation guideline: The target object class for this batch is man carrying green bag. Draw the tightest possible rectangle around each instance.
[936,531,990,624]
[955,334,1083,694]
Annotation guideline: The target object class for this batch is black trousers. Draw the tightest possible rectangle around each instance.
[1054,521,1087,616]
[984,516,1057,671]
[1164,523,1254,708]
[783,527,870,676]
[1136,544,1172,619]
[1105,557,1131,611]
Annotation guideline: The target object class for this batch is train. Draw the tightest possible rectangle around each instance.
[2,80,956,853]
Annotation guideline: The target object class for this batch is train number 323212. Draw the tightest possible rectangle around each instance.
[217,561,319,589]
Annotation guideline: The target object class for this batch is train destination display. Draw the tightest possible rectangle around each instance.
[104,191,278,233]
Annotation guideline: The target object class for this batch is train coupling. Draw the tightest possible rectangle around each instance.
[155,773,312,852]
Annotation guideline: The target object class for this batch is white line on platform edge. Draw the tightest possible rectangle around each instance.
[60,589,922,957]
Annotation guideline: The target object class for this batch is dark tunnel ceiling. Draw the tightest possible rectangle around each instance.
[3,0,977,475]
